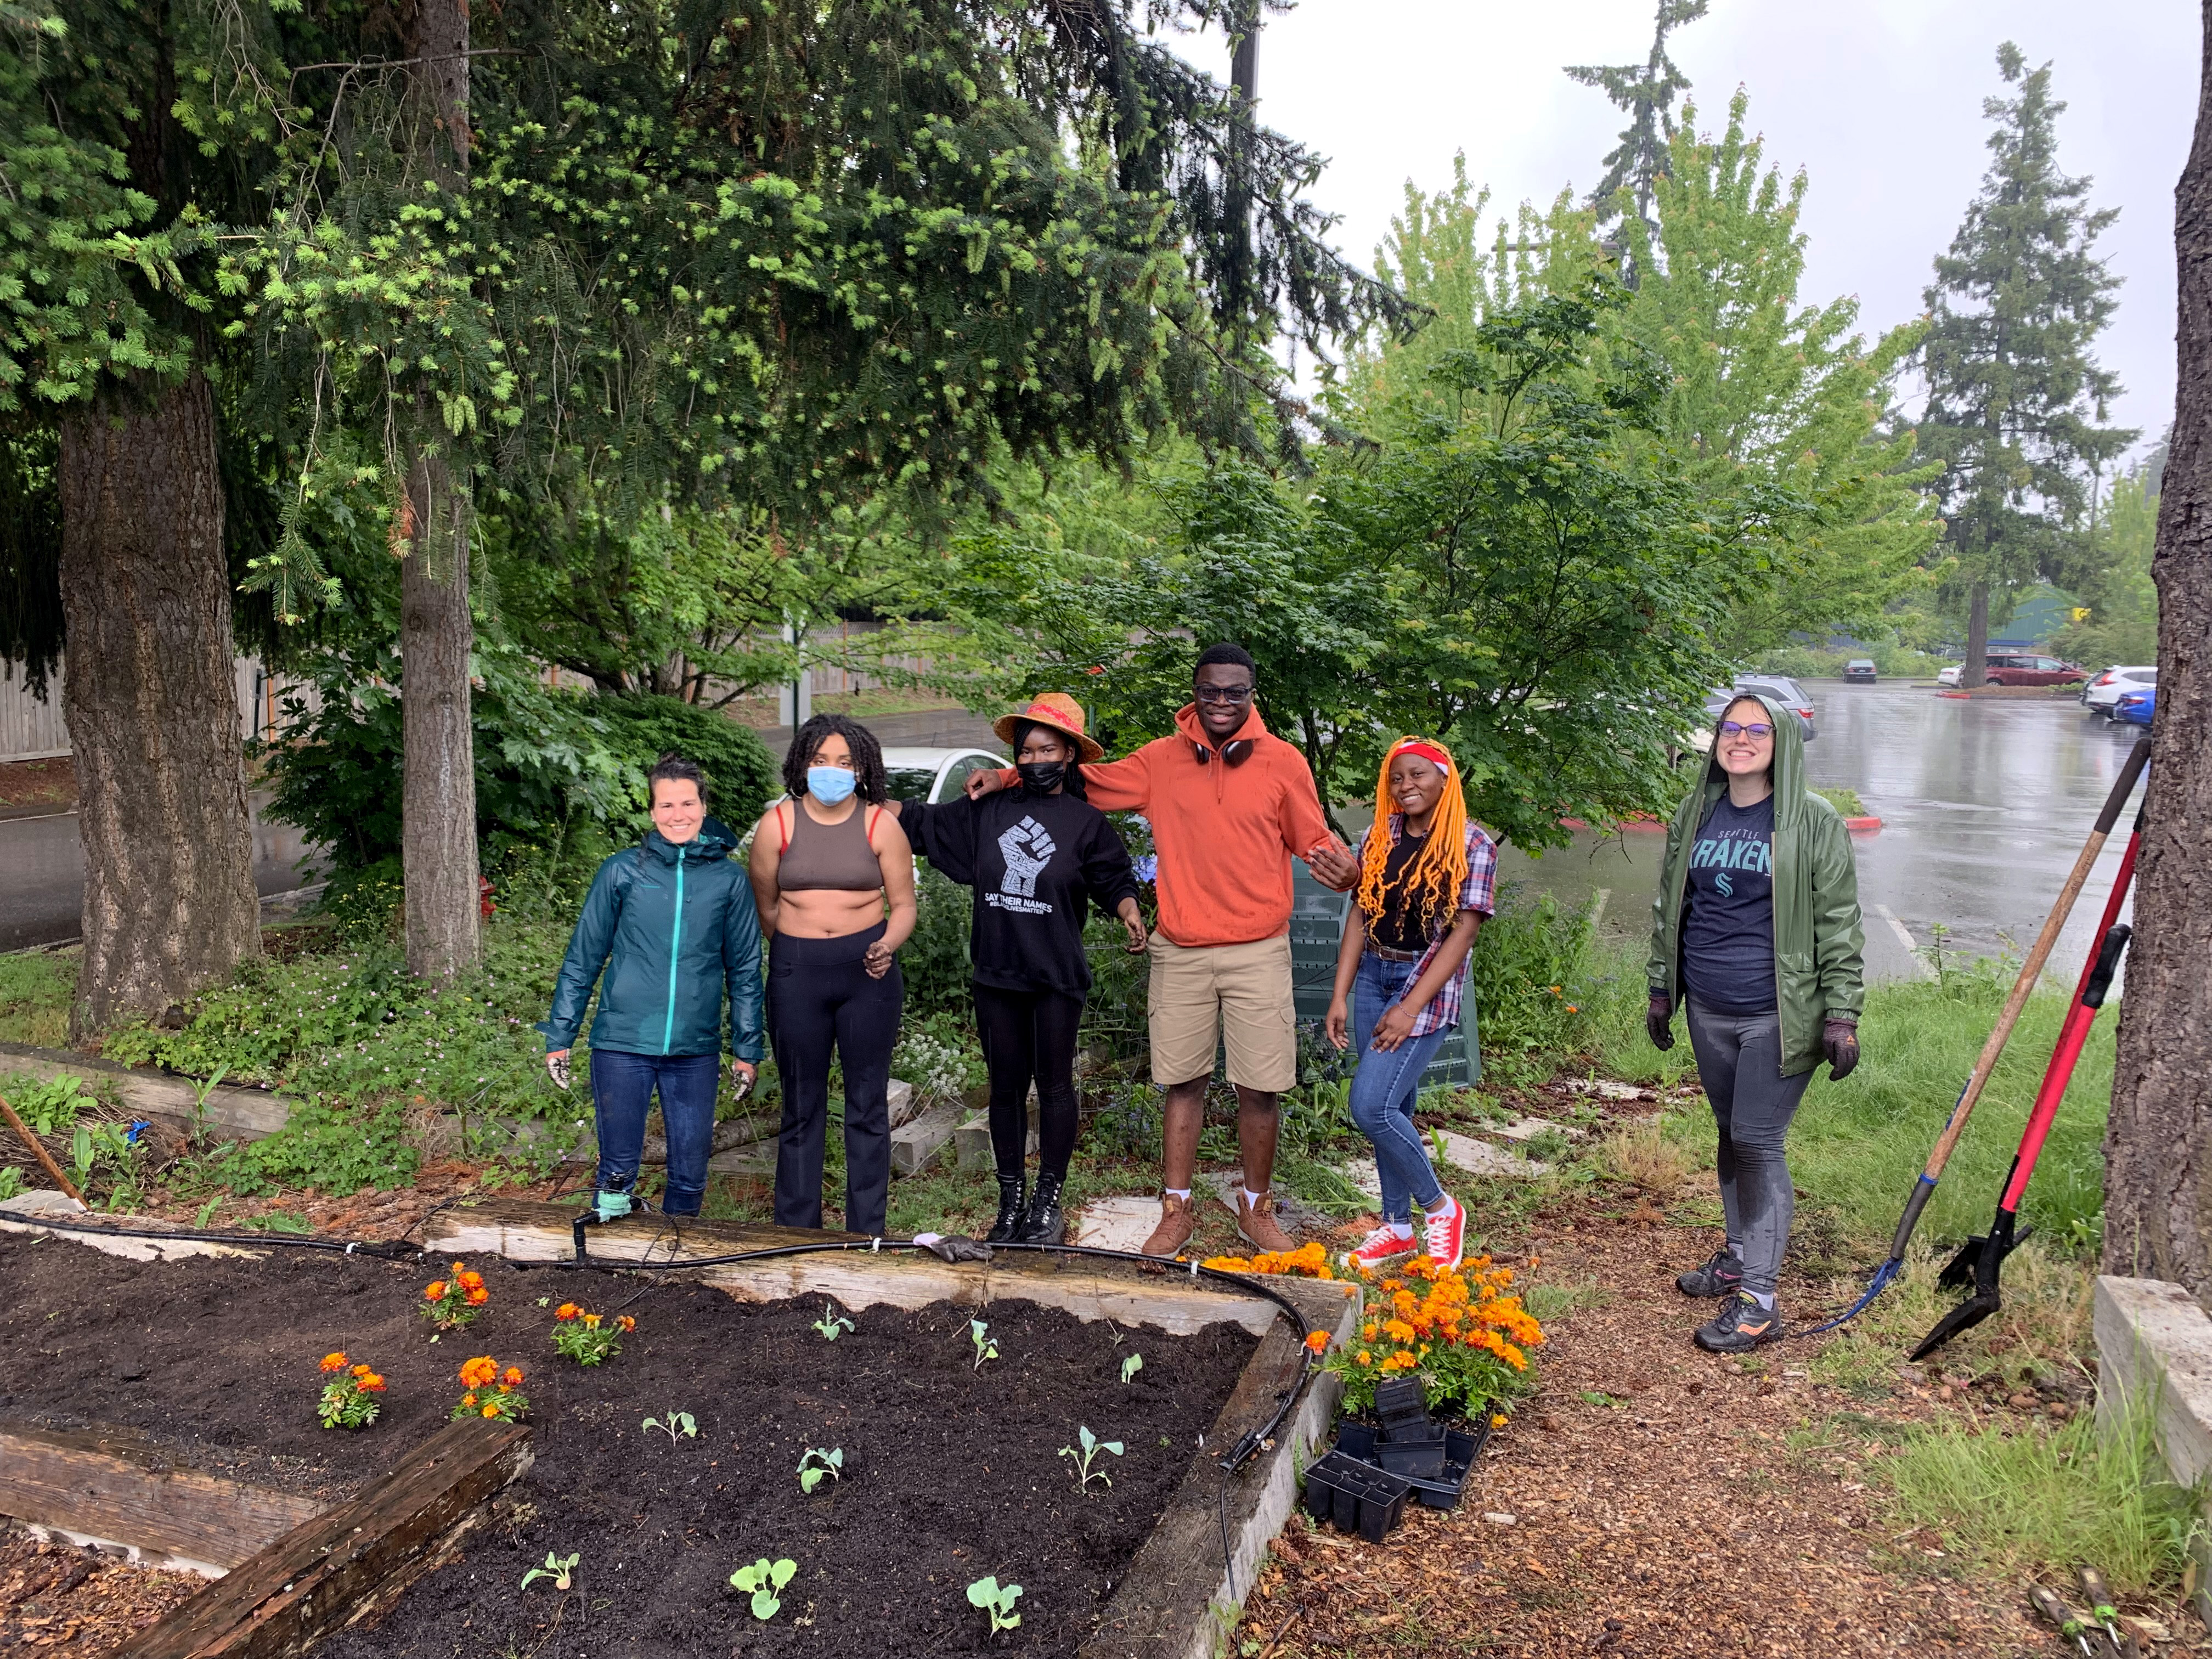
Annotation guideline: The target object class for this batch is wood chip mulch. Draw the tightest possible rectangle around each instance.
[0,1533,201,1654]
[1231,1212,2185,1659]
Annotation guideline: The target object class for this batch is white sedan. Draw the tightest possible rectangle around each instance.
[2082,665,2156,715]
[882,746,1006,804]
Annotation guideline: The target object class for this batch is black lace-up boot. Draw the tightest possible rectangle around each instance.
[1017,1171,1066,1245]
[986,1174,1028,1244]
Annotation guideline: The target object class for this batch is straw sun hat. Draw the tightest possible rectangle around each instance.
[992,692,1105,763]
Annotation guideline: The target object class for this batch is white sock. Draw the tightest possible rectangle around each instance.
[1386,1220,1415,1240]
[1425,1194,1458,1219]
[1243,1188,1266,1211]
[1164,1188,1191,1202]
[1748,1290,1776,1311]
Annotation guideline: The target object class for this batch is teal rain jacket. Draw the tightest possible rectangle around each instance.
[1646,693,1866,1077]
[538,818,766,1060]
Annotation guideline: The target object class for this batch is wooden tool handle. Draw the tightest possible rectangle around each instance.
[1922,739,2150,1182]
[0,1091,84,1205]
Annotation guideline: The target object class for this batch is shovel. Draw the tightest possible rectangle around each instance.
[1798,737,2149,1338]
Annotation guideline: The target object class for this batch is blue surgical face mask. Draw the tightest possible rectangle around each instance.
[806,765,857,805]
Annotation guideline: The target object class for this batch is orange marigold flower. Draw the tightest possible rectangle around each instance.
[351,1363,371,1377]
[460,1392,478,1408]
[363,1374,386,1391]
[1355,1352,1373,1367]
[482,1402,501,1419]
[1383,1318,1416,1343]
[320,1352,348,1373]
[459,1356,498,1389]
[458,1272,484,1289]
[1304,1330,1329,1354]
[1491,1413,1508,1428]
[554,1303,579,1321]
[425,1280,448,1301]
[1362,1323,1379,1341]
[582,1313,601,1328]
[617,1316,636,1333]
[450,1260,466,1274]
[502,1367,524,1387]
[466,1288,489,1305]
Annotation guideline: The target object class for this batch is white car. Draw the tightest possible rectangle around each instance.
[1937,663,1963,687]
[2081,665,2156,715]
[881,746,1006,804]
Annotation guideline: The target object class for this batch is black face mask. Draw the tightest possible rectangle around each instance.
[1017,761,1067,795]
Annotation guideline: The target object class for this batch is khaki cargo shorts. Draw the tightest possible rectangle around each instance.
[1147,934,1297,1093]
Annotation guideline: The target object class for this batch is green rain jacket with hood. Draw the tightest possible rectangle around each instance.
[538,818,766,1061]
[1646,693,1865,1077]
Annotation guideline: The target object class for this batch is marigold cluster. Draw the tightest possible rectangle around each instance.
[1331,1251,1547,1414]
[450,1354,529,1421]
[419,1261,489,1329]
[315,1350,386,1430]
[1200,1240,1335,1281]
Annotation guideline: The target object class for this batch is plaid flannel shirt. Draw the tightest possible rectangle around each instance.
[1358,814,1499,1037]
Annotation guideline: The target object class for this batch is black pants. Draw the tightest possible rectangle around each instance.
[973,983,1083,1184]
[1684,996,1814,1301]
[770,923,903,1235]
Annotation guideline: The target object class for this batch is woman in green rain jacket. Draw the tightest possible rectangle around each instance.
[1646,691,1865,1353]
[539,754,765,1220]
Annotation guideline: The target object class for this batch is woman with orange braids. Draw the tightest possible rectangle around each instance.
[1325,738,1497,1272]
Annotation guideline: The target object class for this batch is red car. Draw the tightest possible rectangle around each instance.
[1984,653,2084,686]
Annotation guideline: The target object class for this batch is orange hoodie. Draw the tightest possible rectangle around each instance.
[1008,706,1339,948]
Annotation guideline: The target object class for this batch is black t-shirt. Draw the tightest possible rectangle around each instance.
[1680,793,1778,1015]
[901,790,1142,998]
[1370,830,1434,953]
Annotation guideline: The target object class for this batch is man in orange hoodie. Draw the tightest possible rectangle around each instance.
[971,644,1358,1255]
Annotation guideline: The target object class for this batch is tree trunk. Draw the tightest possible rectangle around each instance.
[1961,580,1990,689]
[57,373,261,1035]
[399,0,479,980]
[2104,0,2212,1296]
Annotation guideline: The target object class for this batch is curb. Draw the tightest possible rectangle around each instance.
[1843,816,1883,832]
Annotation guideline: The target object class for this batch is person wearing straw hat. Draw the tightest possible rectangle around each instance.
[1325,737,1496,1274]
[887,693,1146,1244]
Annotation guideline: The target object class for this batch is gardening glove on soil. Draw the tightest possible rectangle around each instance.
[1822,1019,1859,1081]
[593,1188,635,1223]
[912,1232,994,1264]
[1645,993,1675,1051]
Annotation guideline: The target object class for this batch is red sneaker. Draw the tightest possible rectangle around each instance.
[1421,1195,1466,1272]
[1347,1224,1417,1272]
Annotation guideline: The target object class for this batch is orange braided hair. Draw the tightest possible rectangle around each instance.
[1355,738,1469,940]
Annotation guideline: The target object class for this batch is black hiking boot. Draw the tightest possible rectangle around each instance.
[986,1175,1028,1244]
[1694,1292,1782,1353]
[1675,1248,1745,1298]
[1017,1171,1066,1245]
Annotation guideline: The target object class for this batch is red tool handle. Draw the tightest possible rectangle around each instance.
[2000,921,2132,1214]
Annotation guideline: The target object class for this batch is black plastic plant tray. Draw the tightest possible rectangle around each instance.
[1374,1437,1446,1480]
[1330,1410,1497,1511]
[1373,1376,1429,1425]
[1302,1451,1411,1539]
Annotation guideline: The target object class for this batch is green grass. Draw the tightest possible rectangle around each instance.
[1874,1400,2196,1594]
[0,950,75,1047]
[1813,786,1867,818]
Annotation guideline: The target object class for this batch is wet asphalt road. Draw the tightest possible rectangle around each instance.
[0,804,322,953]
[1498,682,2149,985]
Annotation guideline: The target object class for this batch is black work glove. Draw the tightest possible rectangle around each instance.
[1646,992,1675,1052]
[1823,1018,1860,1081]
[912,1233,994,1264]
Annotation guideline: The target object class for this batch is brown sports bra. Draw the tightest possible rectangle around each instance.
[775,799,885,891]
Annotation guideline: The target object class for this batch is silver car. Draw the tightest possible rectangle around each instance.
[1702,675,1816,741]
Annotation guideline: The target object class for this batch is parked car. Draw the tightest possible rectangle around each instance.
[2083,665,2157,714]
[1842,659,1877,684]
[2113,686,2157,729]
[1938,653,2086,688]
[881,746,1006,804]
[1702,675,1816,740]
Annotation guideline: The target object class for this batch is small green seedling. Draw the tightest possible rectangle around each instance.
[967,1575,1023,1634]
[812,1303,854,1341]
[1119,1352,1143,1385]
[730,1557,797,1620]
[1059,1424,1123,1491]
[798,1447,844,1493]
[642,1409,697,1446]
[969,1318,999,1371]
[521,1551,579,1592]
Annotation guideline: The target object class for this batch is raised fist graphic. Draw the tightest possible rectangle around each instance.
[997,816,1058,897]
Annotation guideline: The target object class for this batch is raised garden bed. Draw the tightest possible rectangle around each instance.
[0,1206,1353,1658]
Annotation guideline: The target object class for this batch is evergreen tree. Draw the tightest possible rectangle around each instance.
[1564,0,1708,285]
[1917,43,2135,686]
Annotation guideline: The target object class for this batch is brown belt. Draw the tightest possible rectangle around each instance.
[1367,944,1426,963]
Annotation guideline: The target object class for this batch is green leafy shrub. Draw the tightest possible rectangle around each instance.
[1464,885,1599,1084]
[590,697,778,837]
[184,1099,421,1198]
[902,863,975,1021]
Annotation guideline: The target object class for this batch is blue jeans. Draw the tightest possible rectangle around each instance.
[590,1049,722,1216]
[1348,953,1452,1224]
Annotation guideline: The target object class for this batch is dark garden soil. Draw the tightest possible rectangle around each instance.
[0,1232,1258,1658]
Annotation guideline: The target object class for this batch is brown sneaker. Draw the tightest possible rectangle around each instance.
[1237,1189,1295,1254]
[1140,1193,1197,1258]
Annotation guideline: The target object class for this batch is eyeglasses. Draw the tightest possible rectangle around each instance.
[1194,684,1255,706]
[1718,720,1775,738]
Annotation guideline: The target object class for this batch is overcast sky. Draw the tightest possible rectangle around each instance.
[1187,1,2197,461]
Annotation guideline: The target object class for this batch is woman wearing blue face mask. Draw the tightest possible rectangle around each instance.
[748,714,918,1235]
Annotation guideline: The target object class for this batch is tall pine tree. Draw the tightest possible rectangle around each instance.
[1917,43,2134,686]
[1564,0,1708,286]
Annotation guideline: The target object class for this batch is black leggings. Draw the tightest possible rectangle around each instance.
[770,922,904,1235]
[973,983,1083,1183]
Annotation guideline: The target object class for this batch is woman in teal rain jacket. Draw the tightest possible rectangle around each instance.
[539,754,766,1219]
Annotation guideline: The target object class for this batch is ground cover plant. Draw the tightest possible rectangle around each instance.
[0,1233,1257,1657]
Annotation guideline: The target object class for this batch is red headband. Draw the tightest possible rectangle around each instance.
[1389,738,1453,772]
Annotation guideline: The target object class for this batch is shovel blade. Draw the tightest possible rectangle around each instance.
[1911,1292,2001,1362]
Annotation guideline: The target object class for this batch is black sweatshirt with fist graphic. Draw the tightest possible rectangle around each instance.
[901,790,1141,997]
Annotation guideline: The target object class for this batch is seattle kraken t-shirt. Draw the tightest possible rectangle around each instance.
[1680,793,1777,1015]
